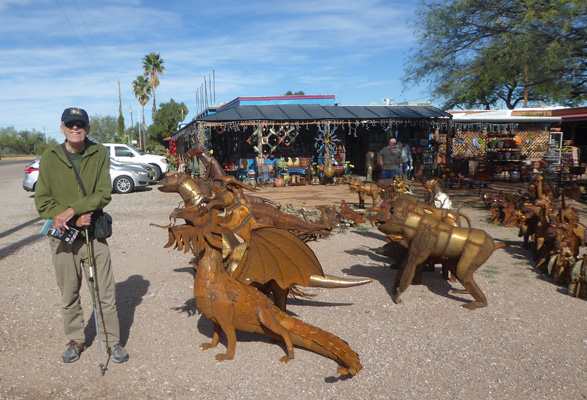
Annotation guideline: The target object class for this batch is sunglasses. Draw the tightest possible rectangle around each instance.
[64,121,87,129]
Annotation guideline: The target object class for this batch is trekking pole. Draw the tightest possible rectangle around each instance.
[85,228,105,376]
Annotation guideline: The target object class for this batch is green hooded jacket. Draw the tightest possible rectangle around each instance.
[35,139,112,220]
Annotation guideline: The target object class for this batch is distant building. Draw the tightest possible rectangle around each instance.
[219,94,336,110]
[397,100,432,107]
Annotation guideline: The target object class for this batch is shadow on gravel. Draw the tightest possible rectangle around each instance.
[0,216,44,261]
[84,275,150,348]
[494,238,534,262]
[343,256,471,307]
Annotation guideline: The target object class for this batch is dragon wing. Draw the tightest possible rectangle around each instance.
[233,227,324,288]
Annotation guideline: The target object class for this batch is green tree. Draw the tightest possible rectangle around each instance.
[88,115,118,143]
[148,99,188,147]
[132,75,152,150]
[0,127,57,155]
[124,124,140,147]
[36,137,59,155]
[142,52,165,118]
[404,0,587,109]
[118,114,127,144]
[284,90,305,95]
[132,75,151,129]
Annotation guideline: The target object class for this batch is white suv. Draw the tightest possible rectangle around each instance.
[103,143,170,180]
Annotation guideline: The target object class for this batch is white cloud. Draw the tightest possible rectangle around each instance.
[0,0,426,135]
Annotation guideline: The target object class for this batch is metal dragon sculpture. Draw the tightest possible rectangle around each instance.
[158,172,371,311]
[165,207,362,375]
[158,146,371,310]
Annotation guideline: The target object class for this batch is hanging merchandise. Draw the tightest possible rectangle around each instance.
[169,139,178,170]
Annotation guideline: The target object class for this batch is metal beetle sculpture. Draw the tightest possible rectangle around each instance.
[375,194,505,310]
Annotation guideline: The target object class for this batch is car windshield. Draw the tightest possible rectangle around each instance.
[125,145,143,155]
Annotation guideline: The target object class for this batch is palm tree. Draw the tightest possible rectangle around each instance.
[132,75,151,149]
[142,52,165,119]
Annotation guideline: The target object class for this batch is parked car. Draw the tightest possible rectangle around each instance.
[109,160,150,194]
[111,158,157,182]
[103,143,169,180]
[23,158,150,194]
[22,158,40,192]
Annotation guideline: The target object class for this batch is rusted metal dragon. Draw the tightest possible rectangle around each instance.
[374,194,505,310]
[158,172,371,311]
[159,171,331,239]
[167,208,362,375]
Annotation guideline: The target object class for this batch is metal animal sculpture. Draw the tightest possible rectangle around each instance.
[160,172,331,239]
[422,177,452,209]
[159,173,371,311]
[171,209,362,375]
[375,194,505,310]
[569,257,587,298]
[185,145,226,180]
[378,175,413,201]
[244,198,332,239]
[373,196,465,283]
[531,195,586,285]
[339,200,366,224]
[342,176,380,208]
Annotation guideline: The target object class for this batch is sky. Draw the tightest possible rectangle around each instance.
[0,0,429,142]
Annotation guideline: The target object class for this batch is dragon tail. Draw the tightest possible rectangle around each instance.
[275,311,362,375]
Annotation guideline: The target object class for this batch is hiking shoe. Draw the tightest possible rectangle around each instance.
[108,344,129,363]
[62,340,84,363]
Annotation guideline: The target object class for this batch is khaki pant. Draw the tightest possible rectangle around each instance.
[50,235,121,347]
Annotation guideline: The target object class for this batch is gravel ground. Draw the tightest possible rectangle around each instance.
[1,159,586,400]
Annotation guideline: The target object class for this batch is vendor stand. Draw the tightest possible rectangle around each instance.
[170,104,452,186]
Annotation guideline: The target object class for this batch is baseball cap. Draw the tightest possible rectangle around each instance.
[61,108,89,124]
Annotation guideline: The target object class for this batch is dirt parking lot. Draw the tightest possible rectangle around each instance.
[1,159,586,399]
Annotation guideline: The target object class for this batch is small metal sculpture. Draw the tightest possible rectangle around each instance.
[339,200,366,224]
[422,177,452,209]
[378,175,413,201]
[375,194,505,310]
[342,176,380,209]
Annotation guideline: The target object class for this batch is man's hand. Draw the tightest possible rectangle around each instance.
[74,212,93,228]
[53,207,75,233]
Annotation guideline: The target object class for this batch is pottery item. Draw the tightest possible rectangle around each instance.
[324,164,334,178]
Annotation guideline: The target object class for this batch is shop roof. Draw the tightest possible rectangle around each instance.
[450,109,561,123]
[197,104,451,123]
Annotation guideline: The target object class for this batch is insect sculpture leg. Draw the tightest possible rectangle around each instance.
[451,235,492,310]
[395,247,432,304]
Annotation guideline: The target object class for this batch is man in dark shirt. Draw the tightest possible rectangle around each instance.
[378,138,402,179]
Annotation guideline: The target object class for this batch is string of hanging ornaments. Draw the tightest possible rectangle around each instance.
[196,117,449,137]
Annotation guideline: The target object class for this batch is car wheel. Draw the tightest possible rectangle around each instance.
[149,164,162,180]
[113,176,134,194]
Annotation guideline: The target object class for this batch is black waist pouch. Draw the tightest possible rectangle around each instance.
[92,210,113,239]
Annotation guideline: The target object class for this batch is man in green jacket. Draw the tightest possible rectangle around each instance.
[35,107,128,364]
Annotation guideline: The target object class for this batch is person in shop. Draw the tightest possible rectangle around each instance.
[378,138,402,180]
[400,141,413,179]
